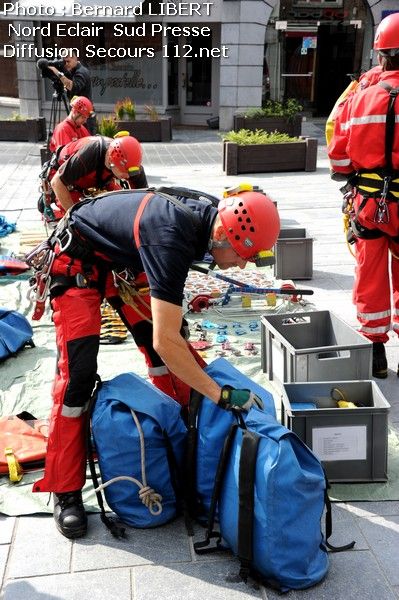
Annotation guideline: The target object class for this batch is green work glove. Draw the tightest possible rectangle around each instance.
[219,385,264,411]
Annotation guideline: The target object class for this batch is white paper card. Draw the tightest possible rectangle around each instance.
[312,426,367,462]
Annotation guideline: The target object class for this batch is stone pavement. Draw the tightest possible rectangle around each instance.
[1,122,399,600]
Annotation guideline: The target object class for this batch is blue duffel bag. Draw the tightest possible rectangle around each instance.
[91,372,187,528]
[186,357,276,518]
[194,409,355,592]
[0,308,34,361]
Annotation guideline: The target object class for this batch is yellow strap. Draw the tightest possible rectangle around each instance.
[223,183,253,197]
[358,173,399,197]
[4,447,23,482]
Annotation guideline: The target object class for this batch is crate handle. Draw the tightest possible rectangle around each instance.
[280,316,310,326]
[283,241,309,245]
[316,350,350,361]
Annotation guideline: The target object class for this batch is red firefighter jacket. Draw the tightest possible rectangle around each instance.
[49,117,90,153]
[328,70,399,176]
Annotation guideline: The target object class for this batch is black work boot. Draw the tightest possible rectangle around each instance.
[372,342,388,379]
[53,490,87,539]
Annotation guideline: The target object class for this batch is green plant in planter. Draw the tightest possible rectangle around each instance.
[240,98,303,122]
[144,104,160,122]
[115,97,136,121]
[9,111,24,121]
[98,115,118,138]
[222,129,299,145]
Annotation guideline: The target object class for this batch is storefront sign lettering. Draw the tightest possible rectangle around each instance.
[91,72,158,96]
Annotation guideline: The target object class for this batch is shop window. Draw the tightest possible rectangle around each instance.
[293,0,343,6]
[167,33,179,105]
[42,22,163,105]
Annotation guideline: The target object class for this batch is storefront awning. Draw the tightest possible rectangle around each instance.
[0,0,142,21]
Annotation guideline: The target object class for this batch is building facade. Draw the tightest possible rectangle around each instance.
[0,0,398,130]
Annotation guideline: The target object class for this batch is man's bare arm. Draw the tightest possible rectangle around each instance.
[151,297,222,404]
[50,172,75,211]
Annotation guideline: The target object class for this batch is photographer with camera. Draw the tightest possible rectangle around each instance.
[39,49,96,134]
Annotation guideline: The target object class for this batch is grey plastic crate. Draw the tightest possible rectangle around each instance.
[261,310,372,383]
[281,380,390,482]
[278,227,306,239]
[274,229,313,280]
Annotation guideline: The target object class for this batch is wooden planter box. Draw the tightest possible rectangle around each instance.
[233,114,302,137]
[116,117,172,142]
[0,117,46,142]
[223,137,318,175]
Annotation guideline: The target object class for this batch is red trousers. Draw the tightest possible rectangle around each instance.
[33,256,204,494]
[353,193,399,343]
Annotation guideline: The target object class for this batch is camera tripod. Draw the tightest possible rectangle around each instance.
[44,88,70,156]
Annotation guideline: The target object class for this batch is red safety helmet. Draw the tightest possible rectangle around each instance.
[108,135,142,175]
[70,96,94,118]
[374,13,399,55]
[218,191,280,266]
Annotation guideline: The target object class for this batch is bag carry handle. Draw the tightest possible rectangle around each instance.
[194,423,239,554]
[324,475,356,552]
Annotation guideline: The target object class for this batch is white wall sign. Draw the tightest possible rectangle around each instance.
[312,426,367,462]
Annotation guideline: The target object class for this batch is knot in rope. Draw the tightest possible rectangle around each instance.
[138,486,163,515]
[94,409,163,518]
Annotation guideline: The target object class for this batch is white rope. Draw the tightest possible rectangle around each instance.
[94,409,163,516]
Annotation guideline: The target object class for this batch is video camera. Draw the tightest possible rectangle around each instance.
[36,58,65,96]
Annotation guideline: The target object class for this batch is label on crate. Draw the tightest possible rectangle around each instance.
[312,426,367,462]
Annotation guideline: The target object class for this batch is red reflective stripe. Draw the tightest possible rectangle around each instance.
[133,192,154,249]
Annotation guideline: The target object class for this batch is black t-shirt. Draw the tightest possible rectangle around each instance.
[59,136,148,191]
[69,190,217,305]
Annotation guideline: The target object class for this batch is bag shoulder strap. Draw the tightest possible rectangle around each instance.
[87,376,126,539]
[185,390,204,519]
[194,423,238,554]
[237,429,260,582]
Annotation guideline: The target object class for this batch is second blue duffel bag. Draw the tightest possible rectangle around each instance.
[194,408,355,591]
[91,372,187,528]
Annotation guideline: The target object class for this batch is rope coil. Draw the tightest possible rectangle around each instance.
[94,409,163,516]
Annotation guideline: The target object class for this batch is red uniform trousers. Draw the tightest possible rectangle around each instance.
[353,193,399,342]
[33,255,204,494]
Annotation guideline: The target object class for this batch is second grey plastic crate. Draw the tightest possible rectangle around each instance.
[261,310,372,383]
[281,380,390,482]
[274,229,313,280]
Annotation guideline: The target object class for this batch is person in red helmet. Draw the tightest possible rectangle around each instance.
[39,97,94,222]
[328,11,399,379]
[28,185,280,539]
[49,133,147,216]
[49,96,93,153]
